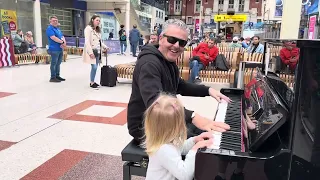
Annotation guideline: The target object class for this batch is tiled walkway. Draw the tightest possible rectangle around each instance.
[0,54,220,180]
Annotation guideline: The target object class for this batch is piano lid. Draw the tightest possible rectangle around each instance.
[247,69,290,152]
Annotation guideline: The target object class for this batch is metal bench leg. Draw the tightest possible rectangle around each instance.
[123,162,131,180]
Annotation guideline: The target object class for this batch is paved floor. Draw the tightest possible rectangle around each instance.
[0,54,221,180]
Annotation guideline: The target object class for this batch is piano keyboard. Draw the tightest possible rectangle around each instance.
[209,96,243,152]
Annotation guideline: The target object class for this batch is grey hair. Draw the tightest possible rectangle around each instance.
[161,19,189,36]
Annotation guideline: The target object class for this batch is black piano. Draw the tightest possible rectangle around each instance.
[195,39,320,180]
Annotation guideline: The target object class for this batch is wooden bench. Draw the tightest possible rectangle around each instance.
[14,52,68,65]
[65,47,83,55]
[115,63,135,80]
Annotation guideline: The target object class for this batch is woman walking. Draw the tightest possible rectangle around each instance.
[83,14,109,88]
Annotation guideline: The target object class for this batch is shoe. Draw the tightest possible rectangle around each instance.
[90,82,99,89]
[49,78,61,83]
[56,76,66,81]
[93,82,100,87]
[133,55,137,57]
[194,78,202,84]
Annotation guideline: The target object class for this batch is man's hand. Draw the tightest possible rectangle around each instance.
[89,54,95,59]
[289,58,296,63]
[209,88,231,103]
[192,113,230,132]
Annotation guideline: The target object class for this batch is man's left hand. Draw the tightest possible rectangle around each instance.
[192,113,230,133]
[209,88,231,103]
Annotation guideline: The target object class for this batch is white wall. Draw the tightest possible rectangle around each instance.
[151,7,165,30]
[263,0,282,21]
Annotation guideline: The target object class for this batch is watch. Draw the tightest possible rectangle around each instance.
[191,112,196,119]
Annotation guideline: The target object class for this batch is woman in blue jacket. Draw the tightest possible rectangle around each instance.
[247,36,264,54]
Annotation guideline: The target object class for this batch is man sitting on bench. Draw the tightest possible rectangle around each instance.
[127,19,231,145]
[190,38,218,83]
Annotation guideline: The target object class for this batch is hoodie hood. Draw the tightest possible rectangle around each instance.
[138,44,165,61]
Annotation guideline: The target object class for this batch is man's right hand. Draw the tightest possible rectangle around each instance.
[89,54,95,59]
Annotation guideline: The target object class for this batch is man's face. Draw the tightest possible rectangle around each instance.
[158,25,188,62]
[208,40,215,48]
[286,45,293,50]
[252,37,259,44]
[150,35,158,44]
[50,17,59,27]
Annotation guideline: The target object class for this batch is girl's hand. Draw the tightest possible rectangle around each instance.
[194,132,214,143]
[192,139,213,151]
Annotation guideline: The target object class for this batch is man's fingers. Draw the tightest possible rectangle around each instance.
[214,121,231,130]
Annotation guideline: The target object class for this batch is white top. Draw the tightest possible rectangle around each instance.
[145,137,196,180]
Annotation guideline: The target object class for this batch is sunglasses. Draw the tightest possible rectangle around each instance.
[163,34,188,47]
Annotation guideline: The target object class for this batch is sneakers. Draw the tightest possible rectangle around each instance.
[49,76,65,83]
[90,82,100,89]
[56,76,66,81]
[49,78,61,83]
[194,77,202,84]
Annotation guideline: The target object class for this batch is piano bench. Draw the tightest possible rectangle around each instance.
[121,140,148,180]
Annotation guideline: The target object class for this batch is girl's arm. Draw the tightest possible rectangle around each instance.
[156,144,196,180]
[181,137,195,155]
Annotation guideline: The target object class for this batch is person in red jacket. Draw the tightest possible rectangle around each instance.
[190,38,218,83]
[280,41,300,72]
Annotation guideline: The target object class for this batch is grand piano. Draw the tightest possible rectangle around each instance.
[195,39,320,180]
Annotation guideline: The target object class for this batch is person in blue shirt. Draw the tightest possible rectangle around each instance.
[46,16,66,82]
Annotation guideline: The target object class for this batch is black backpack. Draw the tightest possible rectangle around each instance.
[214,54,230,71]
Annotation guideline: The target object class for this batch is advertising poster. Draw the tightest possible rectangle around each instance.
[195,19,200,33]
[308,15,317,39]
[0,9,17,37]
[275,0,283,17]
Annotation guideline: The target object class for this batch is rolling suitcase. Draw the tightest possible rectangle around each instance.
[100,52,117,87]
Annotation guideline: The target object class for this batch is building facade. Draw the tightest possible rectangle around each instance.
[166,0,263,37]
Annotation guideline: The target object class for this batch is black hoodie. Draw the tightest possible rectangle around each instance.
[127,44,210,142]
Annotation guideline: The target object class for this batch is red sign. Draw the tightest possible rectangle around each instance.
[195,19,199,32]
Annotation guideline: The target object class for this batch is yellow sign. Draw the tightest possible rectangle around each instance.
[214,15,247,22]
[0,9,17,37]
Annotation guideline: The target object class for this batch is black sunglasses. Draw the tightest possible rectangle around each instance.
[163,34,188,47]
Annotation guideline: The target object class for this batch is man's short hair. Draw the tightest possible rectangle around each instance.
[161,19,189,36]
[50,16,57,20]
[120,25,124,28]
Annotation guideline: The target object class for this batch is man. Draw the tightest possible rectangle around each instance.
[129,24,141,57]
[229,37,242,48]
[46,16,66,83]
[149,33,158,44]
[118,25,127,55]
[280,41,300,72]
[127,19,230,143]
[190,38,219,83]
[247,36,264,54]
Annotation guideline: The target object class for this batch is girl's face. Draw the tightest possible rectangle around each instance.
[92,17,100,27]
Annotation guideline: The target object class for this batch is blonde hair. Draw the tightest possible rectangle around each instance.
[143,94,187,155]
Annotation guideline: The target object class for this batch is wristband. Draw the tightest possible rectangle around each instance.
[60,40,64,44]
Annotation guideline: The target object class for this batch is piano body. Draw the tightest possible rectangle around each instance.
[195,39,320,180]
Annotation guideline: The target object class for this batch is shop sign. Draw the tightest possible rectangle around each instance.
[0,9,17,37]
[213,14,247,22]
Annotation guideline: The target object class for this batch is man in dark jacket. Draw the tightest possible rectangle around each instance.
[127,19,231,143]
[129,24,141,57]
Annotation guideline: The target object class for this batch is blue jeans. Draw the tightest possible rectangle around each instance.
[131,42,138,56]
[49,50,63,79]
[90,56,99,82]
[120,41,127,54]
[189,60,203,82]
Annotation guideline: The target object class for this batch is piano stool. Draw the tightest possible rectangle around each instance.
[121,140,148,180]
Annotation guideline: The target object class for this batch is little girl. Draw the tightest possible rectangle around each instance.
[143,94,214,180]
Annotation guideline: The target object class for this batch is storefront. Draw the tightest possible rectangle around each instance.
[90,12,119,40]
[0,0,34,38]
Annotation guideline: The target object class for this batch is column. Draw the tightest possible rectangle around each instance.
[280,0,301,39]
[33,0,42,47]
[126,1,130,36]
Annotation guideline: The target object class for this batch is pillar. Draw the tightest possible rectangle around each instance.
[126,1,130,36]
[33,0,42,47]
[280,0,301,39]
